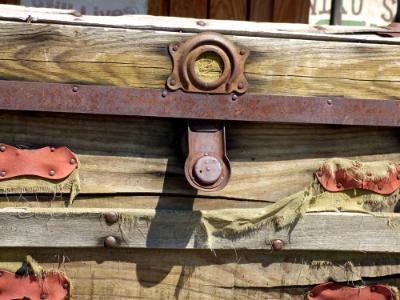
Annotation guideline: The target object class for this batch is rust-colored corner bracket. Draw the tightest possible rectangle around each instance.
[0,271,69,300]
[0,144,79,180]
[167,31,249,94]
[184,121,230,191]
[315,158,400,195]
[308,282,396,300]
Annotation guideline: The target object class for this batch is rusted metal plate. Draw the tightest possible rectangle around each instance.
[0,270,69,300]
[167,32,249,94]
[316,159,400,195]
[0,144,78,180]
[308,282,396,300]
[0,80,399,127]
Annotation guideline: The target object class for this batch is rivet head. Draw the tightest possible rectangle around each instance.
[0,171,6,177]
[366,171,372,176]
[370,286,376,292]
[378,184,383,190]
[193,156,222,186]
[327,99,333,105]
[161,90,168,97]
[196,20,206,26]
[271,239,284,250]
[40,293,46,300]
[309,292,314,298]
[232,94,238,101]
[0,145,6,152]
[70,158,76,165]
[240,49,246,55]
[172,44,179,51]
[170,79,176,86]
[316,170,323,177]
[49,170,55,176]
[397,173,400,180]
[336,182,342,189]
[0,271,4,277]
[72,86,78,92]
[63,282,69,289]
[50,147,56,152]
[238,82,244,89]
[104,212,118,225]
[104,236,118,247]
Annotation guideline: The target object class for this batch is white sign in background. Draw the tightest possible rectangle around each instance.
[310,0,398,26]
[21,0,148,15]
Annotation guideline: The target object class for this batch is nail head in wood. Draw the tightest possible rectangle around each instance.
[104,236,118,247]
[271,239,284,250]
[104,212,118,225]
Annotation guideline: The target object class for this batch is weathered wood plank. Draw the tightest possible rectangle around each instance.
[0,21,399,100]
[209,0,248,20]
[1,209,399,252]
[1,112,400,201]
[0,4,393,37]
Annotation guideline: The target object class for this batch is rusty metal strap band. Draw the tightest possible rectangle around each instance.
[0,80,399,127]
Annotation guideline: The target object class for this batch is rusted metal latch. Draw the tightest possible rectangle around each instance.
[167,32,249,191]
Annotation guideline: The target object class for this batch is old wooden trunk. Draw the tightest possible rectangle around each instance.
[0,4,400,300]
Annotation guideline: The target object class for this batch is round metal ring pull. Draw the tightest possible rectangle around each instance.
[167,32,249,94]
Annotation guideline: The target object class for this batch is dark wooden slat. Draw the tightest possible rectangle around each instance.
[169,0,208,18]
[209,0,247,20]
[148,0,169,16]
[0,0,20,3]
[273,0,310,23]
[249,0,274,22]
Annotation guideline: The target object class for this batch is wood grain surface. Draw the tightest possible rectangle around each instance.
[0,21,399,100]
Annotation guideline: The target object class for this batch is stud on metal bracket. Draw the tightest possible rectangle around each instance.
[167,32,249,191]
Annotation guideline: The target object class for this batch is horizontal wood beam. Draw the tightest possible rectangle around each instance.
[1,209,399,252]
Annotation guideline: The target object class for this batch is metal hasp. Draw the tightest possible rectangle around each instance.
[185,121,230,191]
[168,32,248,191]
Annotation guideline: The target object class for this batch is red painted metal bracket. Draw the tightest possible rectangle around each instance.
[316,159,400,195]
[308,282,396,300]
[0,270,69,300]
[0,144,78,180]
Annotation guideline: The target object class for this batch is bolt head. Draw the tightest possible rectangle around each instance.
[172,44,179,51]
[0,171,6,177]
[0,145,6,152]
[70,158,76,165]
[232,94,238,101]
[336,182,342,189]
[316,170,323,177]
[327,99,333,105]
[378,184,383,190]
[49,170,55,176]
[170,79,176,86]
[193,156,222,186]
[271,239,284,250]
[104,212,118,225]
[238,82,244,89]
[161,90,168,97]
[72,86,78,92]
[104,236,118,247]
[240,49,246,55]
[40,293,46,299]
[50,147,56,152]
[196,20,206,26]
[63,282,69,289]
[370,286,376,292]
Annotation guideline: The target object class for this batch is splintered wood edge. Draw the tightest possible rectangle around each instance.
[0,209,399,251]
[0,4,398,44]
